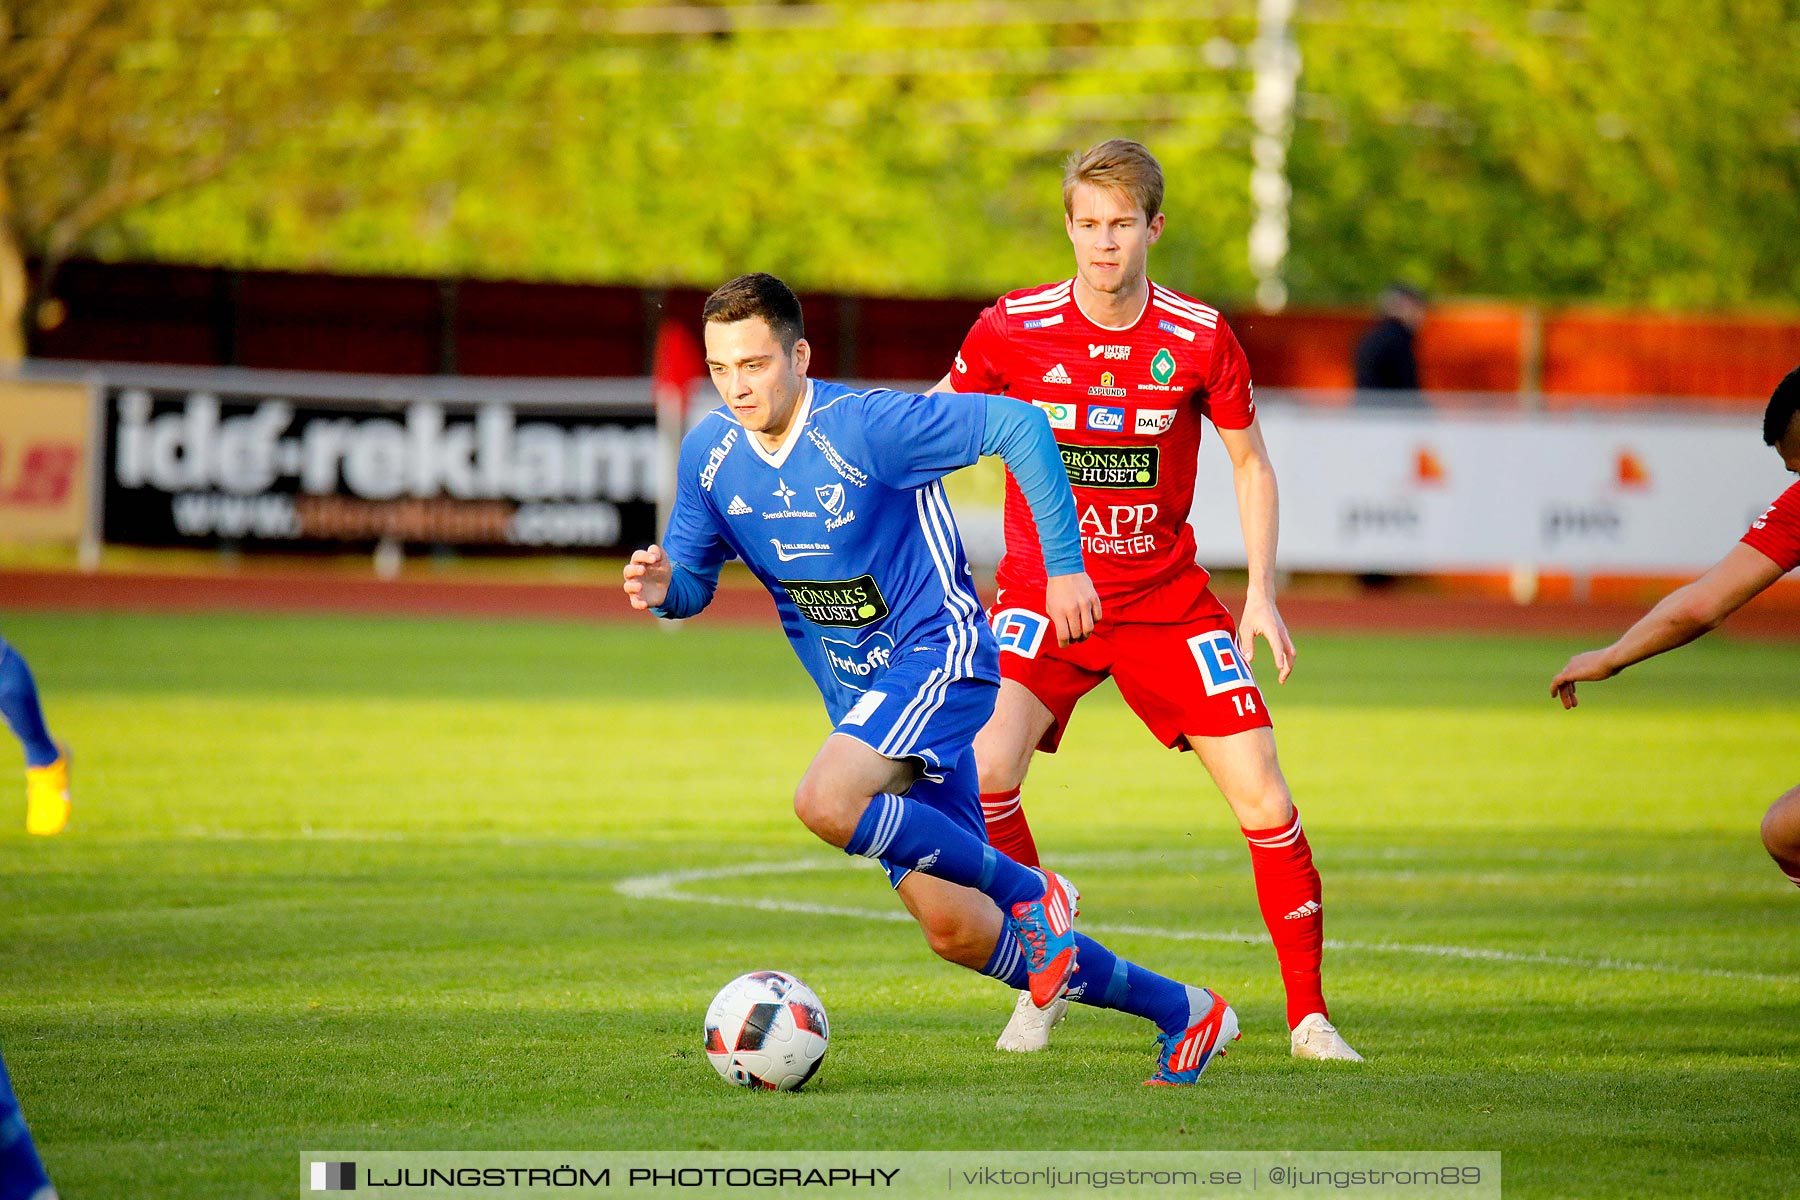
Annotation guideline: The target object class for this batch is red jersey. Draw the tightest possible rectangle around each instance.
[1743,479,1800,572]
[951,278,1255,600]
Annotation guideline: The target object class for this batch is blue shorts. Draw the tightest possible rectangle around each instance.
[829,654,997,889]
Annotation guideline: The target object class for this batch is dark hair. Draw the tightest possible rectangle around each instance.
[1765,365,1800,447]
[702,273,805,350]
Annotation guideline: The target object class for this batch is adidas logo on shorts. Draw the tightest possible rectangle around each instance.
[1041,363,1072,384]
[727,495,753,515]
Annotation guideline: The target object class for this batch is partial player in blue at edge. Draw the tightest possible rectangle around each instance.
[622,273,1239,1084]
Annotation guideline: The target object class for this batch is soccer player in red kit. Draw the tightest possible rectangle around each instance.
[931,139,1361,1061]
[1553,365,1800,887]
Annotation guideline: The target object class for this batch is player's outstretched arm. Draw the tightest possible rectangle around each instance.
[1215,420,1295,683]
[1551,542,1785,708]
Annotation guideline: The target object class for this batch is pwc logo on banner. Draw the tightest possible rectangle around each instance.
[1540,445,1650,549]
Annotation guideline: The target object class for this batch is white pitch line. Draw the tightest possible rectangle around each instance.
[614,857,1800,987]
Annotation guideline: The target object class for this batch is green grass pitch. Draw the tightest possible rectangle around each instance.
[0,609,1795,1197]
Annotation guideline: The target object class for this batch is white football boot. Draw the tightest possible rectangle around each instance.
[1290,1012,1365,1061]
[996,989,1068,1052]
[996,873,1079,1052]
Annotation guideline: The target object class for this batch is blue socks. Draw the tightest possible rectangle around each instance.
[979,930,1192,1034]
[1066,934,1192,1033]
[0,640,57,768]
[844,792,1043,908]
[0,1048,53,1200]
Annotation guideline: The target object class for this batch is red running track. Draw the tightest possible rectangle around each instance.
[2,569,1795,641]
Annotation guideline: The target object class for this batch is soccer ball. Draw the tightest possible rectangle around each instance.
[703,970,829,1091]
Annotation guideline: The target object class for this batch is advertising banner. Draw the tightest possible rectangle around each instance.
[101,383,657,554]
[1186,408,1795,573]
[0,379,92,545]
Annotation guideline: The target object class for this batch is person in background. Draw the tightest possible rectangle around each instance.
[1353,283,1427,402]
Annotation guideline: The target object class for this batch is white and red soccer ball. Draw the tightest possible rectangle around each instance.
[703,970,829,1091]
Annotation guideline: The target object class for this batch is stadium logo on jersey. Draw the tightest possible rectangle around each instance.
[769,538,831,562]
[783,574,890,628]
[805,429,869,488]
[1041,363,1072,385]
[1060,445,1158,489]
[1135,409,1177,436]
[1188,629,1257,696]
[700,427,739,492]
[990,607,1049,659]
[727,494,753,515]
[1024,315,1064,330]
[821,629,896,691]
[1158,319,1196,342]
[1088,372,1126,399]
[1151,347,1178,385]
[1088,344,1131,360]
[1032,400,1076,430]
[1086,405,1125,431]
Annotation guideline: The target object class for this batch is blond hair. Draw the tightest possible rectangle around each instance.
[1062,139,1164,222]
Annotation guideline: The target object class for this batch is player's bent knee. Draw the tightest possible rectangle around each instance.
[1234,782,1295,830]
[792,777,862,847]
[973,730,1030,794]
[975,755,1024,796]
[914,907,990,968]
[1760,786,1800,862]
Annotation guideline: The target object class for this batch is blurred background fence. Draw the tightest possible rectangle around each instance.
[2,0,1797,596]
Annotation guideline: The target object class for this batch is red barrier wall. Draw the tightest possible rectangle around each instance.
[28,260,1800,403]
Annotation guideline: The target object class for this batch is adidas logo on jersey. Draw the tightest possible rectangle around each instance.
[1042,363,1072,384]
[726,495,752,515]
[1283,900,1321,921]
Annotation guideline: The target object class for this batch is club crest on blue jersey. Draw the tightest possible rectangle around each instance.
[991,608,1050,659]
[1188,629,1256,696]
[821,630,896,691]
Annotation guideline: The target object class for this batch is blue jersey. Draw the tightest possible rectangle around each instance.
[662,379,997,724]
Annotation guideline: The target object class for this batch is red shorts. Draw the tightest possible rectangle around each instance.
[988,568,1272,752]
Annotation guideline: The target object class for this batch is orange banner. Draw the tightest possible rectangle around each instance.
[0,380,92,544]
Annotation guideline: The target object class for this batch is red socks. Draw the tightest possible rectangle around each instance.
[984,789,1331,1028]
[980,789,1040,869]
[1242,809,1327,1029]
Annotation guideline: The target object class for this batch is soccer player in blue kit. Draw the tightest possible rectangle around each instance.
[623,274,1240,1084]
[1,634,70,836]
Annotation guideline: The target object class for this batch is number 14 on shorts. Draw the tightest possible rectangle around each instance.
[1188,629,1258,709]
